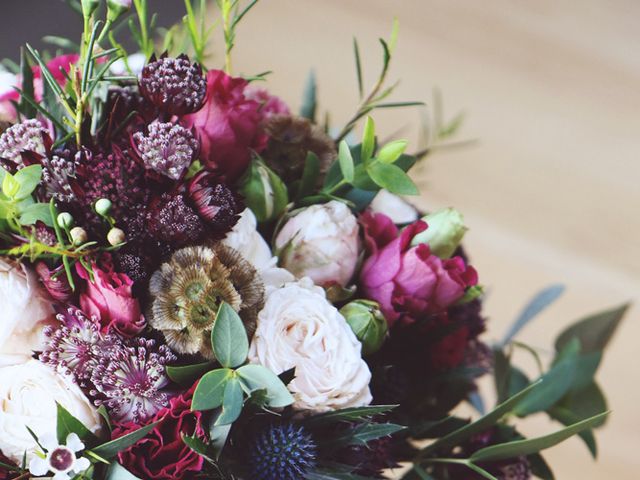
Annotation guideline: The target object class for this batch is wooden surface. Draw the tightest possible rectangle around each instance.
[226,1,639,477]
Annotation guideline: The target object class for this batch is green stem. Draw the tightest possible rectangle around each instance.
[221,0,233,73]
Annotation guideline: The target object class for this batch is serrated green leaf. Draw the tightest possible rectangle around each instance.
[338,140,355,183]
[377,140,408,164]
[211,302,248,368]
[192,368,232,411]
[236,364,294,408]
[470,412,609,463]
[166,362,215,387]
[305,405,397,426]
[361,117,375,165]
[333,423,406,447]
[555,304,628,354]
[56,402,96,444]
[91,422,159,458]
[367,162,418,195]
[216,377,244,426]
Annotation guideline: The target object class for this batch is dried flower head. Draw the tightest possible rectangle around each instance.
[91,337,176,424]
[132,121,199,180]
[148,244,264,358]
[0,119,47,167]
[139,54,206,115]
[262,114,337,185]
[188,170,242,234]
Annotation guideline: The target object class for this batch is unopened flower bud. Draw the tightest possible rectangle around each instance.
[411,208,467,258]
[107,227,126,246]
[56,212,74,230]
[69,227,88,246]
[107,0,132,22]
[239,159,288,223]
[81,0,100,18]
[340,299,388,356]
[95,198,113,216]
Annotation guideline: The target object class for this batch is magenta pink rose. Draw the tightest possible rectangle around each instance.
[182,69,267,182]
[0,54,78,122]
[114,386,205,480]
[245,86,290,118]
[75,256,145,337]
[359,212,478,327]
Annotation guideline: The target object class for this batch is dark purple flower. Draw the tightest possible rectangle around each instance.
[187,170,242,234]
[147,192,205,246]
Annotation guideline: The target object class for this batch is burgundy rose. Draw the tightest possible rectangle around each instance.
[75,255,145,337]
[35,261,73,303]
[114,386,205,480]
[359,212,478,327]
[182,69,267,181]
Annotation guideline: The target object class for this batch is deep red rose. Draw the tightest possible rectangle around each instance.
[75,255,145,337]
[114,386,205,480]
[182,69,267,182]
[359,211,478,327]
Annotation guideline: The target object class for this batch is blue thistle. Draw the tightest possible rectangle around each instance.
[248,423,318,480]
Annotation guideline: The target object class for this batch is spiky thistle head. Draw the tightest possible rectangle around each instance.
[148,244,264,358]
[139,54,207,115]
[247,422,318,480]
[90,337,176,424]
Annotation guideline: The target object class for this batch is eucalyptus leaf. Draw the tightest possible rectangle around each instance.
[555,303,628,354]
[192,368,232,411]
[216,377,244,426]
[236,364,294,408]
[469,412,609,463]
[211,302,248,369]
[166,362,215,387]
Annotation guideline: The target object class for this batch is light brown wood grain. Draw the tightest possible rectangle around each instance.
[216,1,640,477]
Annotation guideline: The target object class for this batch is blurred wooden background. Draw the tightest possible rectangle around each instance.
[230,0,640,478]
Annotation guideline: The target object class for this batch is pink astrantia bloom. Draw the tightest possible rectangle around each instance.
[359,211,478,327]
[76,255,145,337]
[182,69,267,181]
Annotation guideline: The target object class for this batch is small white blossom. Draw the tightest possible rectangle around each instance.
[28,433,91,480]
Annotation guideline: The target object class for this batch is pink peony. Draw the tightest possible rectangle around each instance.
[359,212,478,327]
[182,69,267,181]
[114,386,205,480]
[0,54,78,122]
[75,255,145,337]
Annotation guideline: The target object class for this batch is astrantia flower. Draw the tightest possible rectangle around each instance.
[28,433,91,480]
[0,119,47,167]
[91,338,176,423]
[148,244,264,358]
[247,422,318,480]
[39,149,80,203]
[187,170,242,234]
[132,121,199,180]
[139,54,206,115]
[147,192,205,247]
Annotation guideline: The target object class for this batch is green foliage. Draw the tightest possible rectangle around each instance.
[300,70,317,121]
[91,422,159,458]
[56,403,97,444]
[166,361,215,386]
[105,463,142,480]
[211,302,249,368]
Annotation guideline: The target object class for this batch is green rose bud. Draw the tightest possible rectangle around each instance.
[56,212,74,230]
[340,300,388,356]
[411,207,467,258]
[238,158,288,223]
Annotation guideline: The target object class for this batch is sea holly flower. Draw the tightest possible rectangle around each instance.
[28,432,91,480]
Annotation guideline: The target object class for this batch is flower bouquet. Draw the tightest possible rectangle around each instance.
[0,1,628,479]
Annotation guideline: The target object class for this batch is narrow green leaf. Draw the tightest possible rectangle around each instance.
[338,140,355,183]
[192,368,232,411]
[166,362,215,387]
[236,364,294,408]
[528,453,555,480]
[297,151,321,200]
[501,285,565,346]
[419,381,542,457]
[91,422,159,458]
[555,304,629,354]
[353,38,363,99]
[361,117,375,165]
[470,412,610,463]
[548,406,598,458]
[56,402,96,444]
[367,162,418,195]
[305,405,397,426]
[300,70,317,121]
[216,377,244,425]
[333,423,406,447]
[211,302,248,368]
[19,47,35,118]
[377,140,408,164]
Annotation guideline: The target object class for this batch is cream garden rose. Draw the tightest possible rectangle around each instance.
[0,259,55,366]
[0,360,102,463]
[275,200,361,287]
[248,278,372,412]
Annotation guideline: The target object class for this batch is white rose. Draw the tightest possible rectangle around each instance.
[0,259,55,366]
[0,360,102,463]
[223,208,294,296]
[274,201,360,287]
[369,189,419,224]
[248,278,372,412]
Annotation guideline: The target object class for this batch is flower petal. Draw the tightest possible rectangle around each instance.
[66,432,84,453]
[29,456,50,476]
